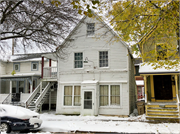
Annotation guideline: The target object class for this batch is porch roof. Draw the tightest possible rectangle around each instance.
[0,73,41,78]
[139,63,180,74]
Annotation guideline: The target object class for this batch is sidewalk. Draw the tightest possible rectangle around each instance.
[39,112,180,134]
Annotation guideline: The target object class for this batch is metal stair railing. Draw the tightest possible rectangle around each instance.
[25,82,42,108]
[35,82,52,111]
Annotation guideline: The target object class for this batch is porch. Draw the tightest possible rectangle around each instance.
[143,74,180,120]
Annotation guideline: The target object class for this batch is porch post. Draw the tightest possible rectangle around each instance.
[30,77,33,93]
[49,59,51,67]
[150,75,155,102]
[9,81,12,94]
[49,91,51,111]
[10,81,12,102]
[175,75,178,99]
[144,75,148,115]
[41,57,44,78]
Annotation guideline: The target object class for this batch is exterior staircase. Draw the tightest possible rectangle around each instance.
[146,102,179,121]
[25,82,53,112]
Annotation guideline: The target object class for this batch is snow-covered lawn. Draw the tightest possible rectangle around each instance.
[37,112,180,134]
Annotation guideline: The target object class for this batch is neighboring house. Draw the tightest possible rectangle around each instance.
[138,33,180,120]
[134,58,144,101]
[0,53,57,111]
[53,13,136,116]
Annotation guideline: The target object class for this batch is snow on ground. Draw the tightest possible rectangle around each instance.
[36,112,180,134]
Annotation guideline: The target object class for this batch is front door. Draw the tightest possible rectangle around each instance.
[81,90,94,115]
[154,75,172,100]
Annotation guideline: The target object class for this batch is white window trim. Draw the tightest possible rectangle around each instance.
[63,85,81,107]
[87,23,95,37]
[98,50,109,69]
[99,84,122,108]
[31,62,39,71]
[13,63,20,72]
[73,52,84,69]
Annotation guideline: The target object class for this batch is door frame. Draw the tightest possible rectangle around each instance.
[150,75,176,102]
[81,89,95,116]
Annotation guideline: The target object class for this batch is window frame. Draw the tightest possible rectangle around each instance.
[63,85,81,107]
[31,61,39,71]
[99,84,122,108]
[74,52,83,69]
[87,23,95,37]
[99,51,109,68]
[13,63,20,72]
[156,43,168,61]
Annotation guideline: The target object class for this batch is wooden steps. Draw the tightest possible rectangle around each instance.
[146,102,179,120]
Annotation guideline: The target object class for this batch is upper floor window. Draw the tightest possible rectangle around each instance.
[99,51,108,67]
[87,23,95,36]
[31,62,39,71]
[13,63,20,72]
[156,43,167,61]
[74,52,83,68]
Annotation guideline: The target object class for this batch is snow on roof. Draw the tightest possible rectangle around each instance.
[136,80,144,86]
[0,73,41,78]
[139,63,180,74]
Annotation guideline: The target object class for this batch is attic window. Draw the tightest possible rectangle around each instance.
[156,43,167,61]
[87,23,95,36]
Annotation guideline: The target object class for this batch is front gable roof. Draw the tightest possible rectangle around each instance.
[56,12,133,58]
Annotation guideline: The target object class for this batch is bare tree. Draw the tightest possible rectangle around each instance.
[0,0,81,58]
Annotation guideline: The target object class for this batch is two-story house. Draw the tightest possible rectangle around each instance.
[54,13,136,116]
[0,53,57,111]
[138,31,180,121]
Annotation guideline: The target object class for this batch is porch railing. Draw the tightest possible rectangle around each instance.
[43,67,57,79]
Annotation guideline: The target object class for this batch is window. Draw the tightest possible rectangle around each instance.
[156,43,167,61]
[31,62,39,71]
[99,51,108,67]
[13,63,20,72]
[87,23,95,36]
[64,86,81,106]
[100,85,120,106]
[74,52,83,68]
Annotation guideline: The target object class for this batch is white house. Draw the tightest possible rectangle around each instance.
[0,53,57,111]
[55,14,136,116]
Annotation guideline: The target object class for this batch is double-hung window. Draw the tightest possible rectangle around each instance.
[74,52,83,68]
[64,86,81,106]
[13,63,20,72]
[87,23,95,36]
[100,85,120,106]
[99,51,108,67]
[156,43,167,61]
[31,62,39,71]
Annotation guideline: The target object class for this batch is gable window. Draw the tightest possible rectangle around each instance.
[100,85,120,106]
[31,62,39,71]
[99,51,108,67]
[156,43,167,61]
[13,63,20,72]
[64,85,81,106]
[74,52,83,68]
[87,23,95,36]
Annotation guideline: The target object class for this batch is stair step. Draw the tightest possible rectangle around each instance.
[147,114,179,118]
[146,116,180,120]
[147,107,178,111]
[147,111,179,115]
